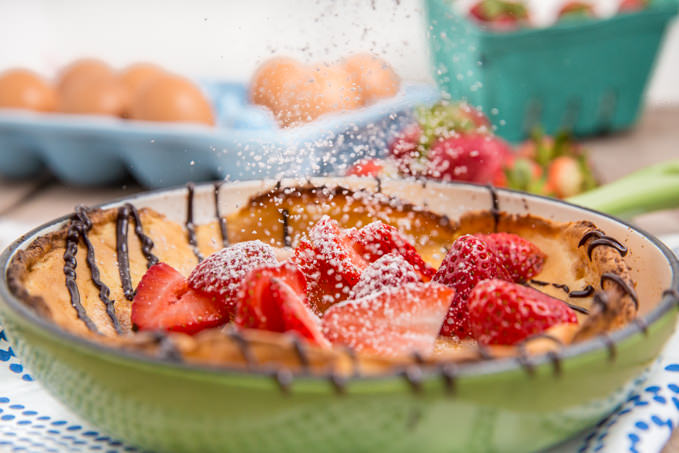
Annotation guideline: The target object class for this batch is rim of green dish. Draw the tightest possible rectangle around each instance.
[0,179,677,386]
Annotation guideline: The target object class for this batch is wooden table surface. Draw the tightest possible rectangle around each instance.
[0,105,678,451]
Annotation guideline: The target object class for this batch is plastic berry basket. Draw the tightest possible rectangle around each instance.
[0,81,438,188]
[424,0,679,142]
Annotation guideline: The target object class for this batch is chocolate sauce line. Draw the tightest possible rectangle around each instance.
[291,336,310,370]
[185,183,203,262]
[63,221,99,334]
[281,208,291,247]
[440,363,457,394]
[128,203,158,267]
[214,182,229,248]
[116,204,158,301]
[403,365,423,392]
[374,176,382,194]
[486,184,500,233]
[77,209,123,335]
[516,333,564,376]
[529,280,591,313]
[224,326,256,367]
[116,207,134,301]
[570,285,594,298]
[601,272,639,310]
[578,230,628,260]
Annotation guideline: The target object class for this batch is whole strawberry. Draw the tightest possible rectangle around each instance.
[426,134,512,184]
[468,279,578,345]
[475,232,545,282]
[433,235,511,338]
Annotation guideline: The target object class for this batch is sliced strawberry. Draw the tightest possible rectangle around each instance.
[433,235,511,338]
[426,134,512,185]
[346,158,384,177]
[475,232,545,283]
[132,263,229,335]
[618,0,648,12]
[558,1,595,19]
[322,282,454,357]
[234,262,329,347]
[351,252,420,298]
[468,279,578,345]
[292,216,368,314]
[469,0,529,30]
[346,220,435,281]
[188,240,278,317]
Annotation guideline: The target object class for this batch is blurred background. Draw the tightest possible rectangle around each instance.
[1,0,677,104]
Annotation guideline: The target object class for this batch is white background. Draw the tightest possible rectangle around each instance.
[0,0,677,104]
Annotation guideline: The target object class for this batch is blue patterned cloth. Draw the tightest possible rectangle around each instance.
[1,236,678,452]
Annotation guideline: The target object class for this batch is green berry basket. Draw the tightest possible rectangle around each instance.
[424,0,679,142]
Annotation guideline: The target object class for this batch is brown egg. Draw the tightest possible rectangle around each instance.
[303,63,364,121]
[120,63,166,97]
[119,63,166,118]
[57,58,114,92]
[57,74,128,116]
[0,68,57,112]
[129,74,214,125]
[343,53,400,104]
[249,57,310,126]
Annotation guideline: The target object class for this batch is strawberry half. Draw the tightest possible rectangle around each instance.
[468,279,578,345]
[475,232,545,283]
[188,240,278,317]
[347,220,435,281]
[558,1,595,19]
[346,158,385,177]
[351,252,420,299]
[132,263,229,335]
[322,282,454,357]
[433,235,511,338]
[292,216,368,314]
[234,262,329,347]
[426,134,512,185]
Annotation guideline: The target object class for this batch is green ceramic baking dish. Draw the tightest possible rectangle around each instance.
[0,176,678,452]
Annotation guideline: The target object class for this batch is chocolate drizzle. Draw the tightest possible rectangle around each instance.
[440,364,457,394]
[569,285,594,298]
[633,318,649,336]
[530,281,589,314]
[213,182,229,248]
[600,272,639,310]
[151,331,182,362]
[374,176,382,193]
[116,204,158,301]
[486,184,500,232]
[530,279,569,294]
[274,368,293,394]
[281,208,291,247]
[601,333,617,361]
[63,210,99,334]
[185,183,203,262]
[77,210,123,335]
[224,326,256,367]
[291,335,310,370]
[516,333,563,375]
[403,365,423,392]
[592,291,610,311]
[578,230,628,260]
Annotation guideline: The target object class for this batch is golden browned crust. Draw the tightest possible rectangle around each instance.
[7,184,638,375]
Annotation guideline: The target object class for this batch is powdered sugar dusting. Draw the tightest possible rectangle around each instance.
[322,282,454,358]
[188,240,278,303]
[351,252,419,298]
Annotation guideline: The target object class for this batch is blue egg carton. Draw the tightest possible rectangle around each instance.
[0,81,439,188]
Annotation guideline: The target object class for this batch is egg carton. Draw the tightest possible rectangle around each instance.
[0,81,438,188]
